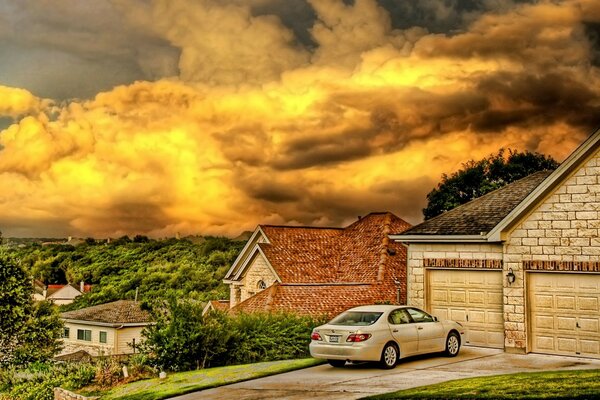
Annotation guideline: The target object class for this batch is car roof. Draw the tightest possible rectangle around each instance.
[345,304,409,312]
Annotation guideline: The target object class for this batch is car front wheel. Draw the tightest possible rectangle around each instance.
[379,343,398,369]
[328,359,346,368]
[445,332,460,357]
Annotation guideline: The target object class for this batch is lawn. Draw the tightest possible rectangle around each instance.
[363,369,600,399]
[100,358,323,400]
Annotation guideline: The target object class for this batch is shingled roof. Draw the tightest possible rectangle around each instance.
[232,282,397,318]
[61,300,152,326]
[397,171,552,237]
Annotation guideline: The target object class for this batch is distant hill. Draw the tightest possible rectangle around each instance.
[233,231,253,242]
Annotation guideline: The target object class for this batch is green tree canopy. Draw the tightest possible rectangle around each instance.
[423,149,559,220]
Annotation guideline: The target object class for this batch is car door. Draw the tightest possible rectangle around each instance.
[406,307,446,353]
[387,308,419,356]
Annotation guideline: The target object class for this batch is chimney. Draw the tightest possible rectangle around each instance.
[377,214,393,283]
[80,281,85,293]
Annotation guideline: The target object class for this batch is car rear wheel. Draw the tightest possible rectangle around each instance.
[445,332,460,357]
[328,359,346,368]
[379,343,398,369]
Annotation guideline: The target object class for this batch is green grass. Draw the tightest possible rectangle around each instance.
[101,358,323,400]
[363,369,600,399]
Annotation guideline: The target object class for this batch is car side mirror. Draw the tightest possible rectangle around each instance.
[433,316,438,322]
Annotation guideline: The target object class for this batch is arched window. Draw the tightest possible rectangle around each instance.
[257,280,267,290]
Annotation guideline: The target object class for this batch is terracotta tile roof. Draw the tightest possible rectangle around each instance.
[258,212,411,284]
[398,171,552,236]
[231,282,398,318]
[61,300,152,325]
[209,300,230,312]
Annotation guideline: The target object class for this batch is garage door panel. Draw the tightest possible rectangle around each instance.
[529,273,600,359]
[428,270,504,349]
[579,297,599,311]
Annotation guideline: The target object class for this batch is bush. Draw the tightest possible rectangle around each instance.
[140,297,326,371]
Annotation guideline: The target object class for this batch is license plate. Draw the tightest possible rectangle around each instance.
[329,335,340,343]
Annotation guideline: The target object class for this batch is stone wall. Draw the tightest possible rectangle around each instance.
[54,388,98,400]
[503,149,600,352]
[239,253,277,304]
[407,243,504,309]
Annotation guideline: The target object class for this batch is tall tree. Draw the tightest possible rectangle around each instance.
[423,149,559,220]
[0,251,62,366]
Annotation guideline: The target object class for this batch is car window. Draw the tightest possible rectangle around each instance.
[388,309,411,325]
[329,311,383,326]
[406,308,434,323]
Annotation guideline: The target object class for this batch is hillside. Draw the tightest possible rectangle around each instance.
[5,236,245,310]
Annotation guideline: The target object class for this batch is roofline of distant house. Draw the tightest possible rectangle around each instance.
[62,319,153,328]
[389,234,490,243]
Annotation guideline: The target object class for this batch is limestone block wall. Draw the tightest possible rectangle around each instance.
[239,253,277,303]
[54,387,98,400]
[407,243,504,309]
[59,323,116,356]
[504,150,600,352]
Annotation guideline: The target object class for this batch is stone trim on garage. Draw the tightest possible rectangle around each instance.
[424,258,502,269]
[524,260,600,272]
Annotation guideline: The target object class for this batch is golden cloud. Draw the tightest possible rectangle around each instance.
[0,0,599,237]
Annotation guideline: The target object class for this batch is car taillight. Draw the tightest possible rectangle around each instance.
[346,333,371,342]
[311,332,322,341]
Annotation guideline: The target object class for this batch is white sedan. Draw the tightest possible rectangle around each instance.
[309,304,465,368]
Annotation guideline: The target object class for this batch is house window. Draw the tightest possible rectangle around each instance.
[77,329,92,341]
[99,331,107,344]
[62,327,70,338]
[257,280,267,290]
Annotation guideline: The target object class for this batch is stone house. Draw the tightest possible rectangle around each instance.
[391,128,600,358]
[59,300,152,357]
[223,212,412,317]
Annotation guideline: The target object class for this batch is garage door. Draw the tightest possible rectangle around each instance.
[529,273,600,358]
[428,269,504,348]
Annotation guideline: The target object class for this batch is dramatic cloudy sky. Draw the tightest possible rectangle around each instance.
[1,0,600,238]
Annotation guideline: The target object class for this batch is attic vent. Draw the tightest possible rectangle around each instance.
[257,280,267,290]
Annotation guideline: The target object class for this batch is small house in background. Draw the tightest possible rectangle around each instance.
[223,212,412,318]
[47,281,92,305]
[59,300,153,357]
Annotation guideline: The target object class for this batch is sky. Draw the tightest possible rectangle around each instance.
[1,0,600,238]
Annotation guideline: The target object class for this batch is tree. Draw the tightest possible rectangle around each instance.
[423,149,559,220]
[0,251,62,366]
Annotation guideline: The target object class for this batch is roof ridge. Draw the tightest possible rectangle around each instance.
[260,224,343,230]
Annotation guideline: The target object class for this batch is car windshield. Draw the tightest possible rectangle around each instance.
[329,311,383,326]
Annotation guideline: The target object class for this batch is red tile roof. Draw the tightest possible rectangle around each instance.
[232,212,411,316]
[258,212,410,285]
[208,300,230,312]
[232,282,398,318]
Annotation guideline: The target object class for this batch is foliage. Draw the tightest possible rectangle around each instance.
[0,251,32,366]
[0,252,62,367]
[12,301,63,366]
[423,148,559,219]
[140,297,325,371]
[0,362,95,400]
[364,369,600,399]
[4,237,244,309]
[103,358,323,400]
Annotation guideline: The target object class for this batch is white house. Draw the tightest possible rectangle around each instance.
[391,128,600,359]
[59,300,153,357]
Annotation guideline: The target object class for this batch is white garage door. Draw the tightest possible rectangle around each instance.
[428,269,504,349]
[529,273,600,358]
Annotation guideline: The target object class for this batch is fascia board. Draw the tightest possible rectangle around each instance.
[389,234,489,243]
[223,226,266,279]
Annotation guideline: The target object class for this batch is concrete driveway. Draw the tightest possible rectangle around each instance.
[172,347,600,400]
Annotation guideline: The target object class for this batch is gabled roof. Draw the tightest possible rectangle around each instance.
[61,300,152,326]
[394,171,552,240]
[226,212,411,284]
[393,127,600,243]
[202,300,230,315]
[231,282,397,318]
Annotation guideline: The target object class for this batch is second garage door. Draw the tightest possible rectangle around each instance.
[428,269,504,348]
[529,272,600,358]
